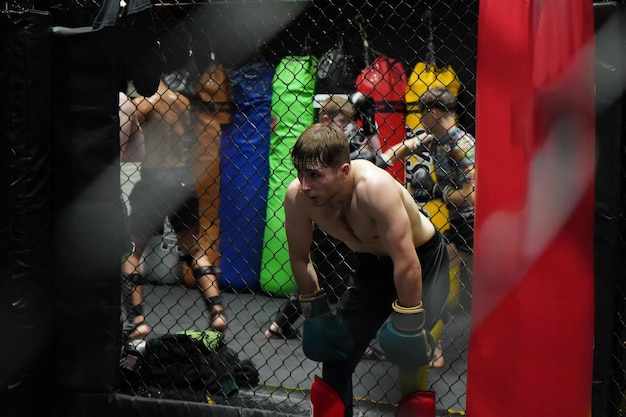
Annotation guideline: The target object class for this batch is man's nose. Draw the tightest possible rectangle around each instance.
[300,177,311,191]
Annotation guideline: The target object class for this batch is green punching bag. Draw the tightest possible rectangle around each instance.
[260,55,317,296]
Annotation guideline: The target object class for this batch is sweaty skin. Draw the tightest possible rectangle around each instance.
[284,159,436,308]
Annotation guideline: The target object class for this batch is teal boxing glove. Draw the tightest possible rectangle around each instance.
[378,300,435,370]
[300,289,354,362]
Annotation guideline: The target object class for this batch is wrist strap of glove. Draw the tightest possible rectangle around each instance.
[407,133,431,154]
[407,137,423,153]
[376,153,392,168]
[441,184,454,203]
[390,300,426,332]
[299,289,330,318]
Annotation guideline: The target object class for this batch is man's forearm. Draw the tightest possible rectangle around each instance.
[293,260,320,295]
[394,269,423,307]
[445,182,475,208]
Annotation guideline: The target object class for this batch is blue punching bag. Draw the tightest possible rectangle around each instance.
[219,61,274,292]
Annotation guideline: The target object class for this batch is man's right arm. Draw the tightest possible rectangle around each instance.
[284,182,353,362]
[284,182,318,294]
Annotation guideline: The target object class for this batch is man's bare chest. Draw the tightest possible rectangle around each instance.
[312,207,379,252]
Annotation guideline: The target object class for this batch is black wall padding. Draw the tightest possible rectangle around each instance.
[592,2,624,417]
[50,25,123,417]
[0,10,55,417]
[114,394,303,417]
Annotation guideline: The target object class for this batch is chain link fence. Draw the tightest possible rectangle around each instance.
[116,0,478,414]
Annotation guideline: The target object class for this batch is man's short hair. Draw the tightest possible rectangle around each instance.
[318,95,356,121]
[291,123,350,170]
[419,87,457,114]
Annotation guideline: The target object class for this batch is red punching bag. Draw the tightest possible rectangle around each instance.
[355,17,406,182]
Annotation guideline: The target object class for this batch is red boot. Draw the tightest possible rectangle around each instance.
[310,375,344,417]
[396,391,436,417]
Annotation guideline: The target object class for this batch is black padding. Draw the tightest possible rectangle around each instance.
[592,3,625,416]
[124,273,146,286]
[192,265,223,280]
[0,10,55,417]
[51,25,122,400]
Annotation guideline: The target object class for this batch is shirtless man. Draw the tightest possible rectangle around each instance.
[121,80,226,341]
[119,92,146,340]
[284,123,449,417]
[119,92,145,164]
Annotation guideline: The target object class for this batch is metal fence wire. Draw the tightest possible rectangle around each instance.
[116,0,478,415]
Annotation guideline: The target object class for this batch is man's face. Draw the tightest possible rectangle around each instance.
[329,113,352,131]
[419,107,440,133]
[297,162,346,206]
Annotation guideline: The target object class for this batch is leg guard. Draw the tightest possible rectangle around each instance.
[204,295,224,309]
[396,391,436,417]
[179,254,223,280]
[192,265,222,280]
[121,273,145,320]
[204,295,227,332]
[126,272,146,285]
[311,375,344,417]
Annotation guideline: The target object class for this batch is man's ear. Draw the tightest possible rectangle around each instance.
[320,114,331,125]
[340,162,351,177]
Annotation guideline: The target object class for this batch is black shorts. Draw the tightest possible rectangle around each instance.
[443,215,474,254]
[337,230,450,331]
[128,167,199,239]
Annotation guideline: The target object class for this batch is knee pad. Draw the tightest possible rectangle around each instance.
[192,265,222,281]
[130,304,144,319]
[206,295,224,307]
[123,272,146,286]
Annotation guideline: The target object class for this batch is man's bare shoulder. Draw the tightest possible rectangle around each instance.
[285,178,306,206]
[353,159,399,192]
[284,179,315,226]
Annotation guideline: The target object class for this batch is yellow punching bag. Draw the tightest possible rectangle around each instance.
[405,61,460,129]
[405,61,460,232]
[405,52,463,310]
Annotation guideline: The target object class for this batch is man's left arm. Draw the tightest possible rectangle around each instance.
[367,180,436,369]
[369,182,423,307]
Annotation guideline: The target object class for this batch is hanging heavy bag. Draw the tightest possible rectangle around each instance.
[260,53,317,296]
[405,10,461,130]
[404,9,462,233]
[356,54,407,182]
[354,15,407,182]
[219,60,274,292]
[316,36,358,94]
